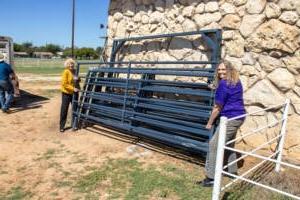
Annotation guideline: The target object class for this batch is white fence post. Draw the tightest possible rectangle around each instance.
[212,116,228,200]
[275,99,290,172]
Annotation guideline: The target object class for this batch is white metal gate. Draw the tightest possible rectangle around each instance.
[212,99,300,200]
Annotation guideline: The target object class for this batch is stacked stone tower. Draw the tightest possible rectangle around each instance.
[106,0,300,156]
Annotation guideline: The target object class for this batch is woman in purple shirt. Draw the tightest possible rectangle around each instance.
[200,60,246,187]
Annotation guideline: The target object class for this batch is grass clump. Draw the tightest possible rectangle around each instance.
[223,167,300,200]
[40,89,60,98]
[35,148,57,161]
[0,186,32,200]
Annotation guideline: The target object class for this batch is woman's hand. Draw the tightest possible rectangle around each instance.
[208,83,216,90]
[206,104,221,130]
[74,88,79,92]
[206,123,212,130]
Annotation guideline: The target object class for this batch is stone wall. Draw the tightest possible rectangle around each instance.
[106,0,300,155]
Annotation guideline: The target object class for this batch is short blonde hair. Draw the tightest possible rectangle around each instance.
[64,58,76,68]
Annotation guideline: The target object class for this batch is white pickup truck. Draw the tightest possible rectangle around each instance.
[0,36,20,97]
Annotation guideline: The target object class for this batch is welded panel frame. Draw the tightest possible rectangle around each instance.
[73,29,222,153]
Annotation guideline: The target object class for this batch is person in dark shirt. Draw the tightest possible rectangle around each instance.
[0,53,14,113]
[200,60,246,187]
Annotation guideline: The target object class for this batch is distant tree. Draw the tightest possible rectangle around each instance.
[14,44,100,59]
[63,47,98,60]
[19,42,34,56]
[35,46,46,52]
[13,43,24,52]
[45,44,62,54]
[62,48,74,58]
[76,48,97,59]
[22,42,33,49]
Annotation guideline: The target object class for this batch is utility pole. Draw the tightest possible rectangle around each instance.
[71,0,75,58]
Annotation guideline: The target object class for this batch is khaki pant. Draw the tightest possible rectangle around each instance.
[205,119,244,179]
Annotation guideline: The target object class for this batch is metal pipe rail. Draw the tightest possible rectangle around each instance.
[226,118,284,145]
[225,146,300,170]
[114,29,221,42]
[79,90,213,110]
[76,112,210,153]
[222,150,279,190]
[223,134,282,170]
[80,77,210,88]
[73,30,221,154]
[88,67,215,77]
[82,82,213,98]
[221,171,300,200]
[212,99,300,200]
[227,103,286,122]
[78,61,219,65]
[73,67,216,153]
[109,29,221,68]
[74,98,212,137]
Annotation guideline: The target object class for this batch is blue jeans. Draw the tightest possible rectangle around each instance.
[0,80,14,111]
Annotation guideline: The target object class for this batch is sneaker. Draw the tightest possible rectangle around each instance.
[197,177,214,187]
[60,128,64,133]
[2,108,10,114]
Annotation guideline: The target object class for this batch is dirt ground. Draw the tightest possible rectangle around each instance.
[0,75,207,199]
[1,74,300,199]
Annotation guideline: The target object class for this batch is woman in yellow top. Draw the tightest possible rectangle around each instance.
[59,58,79,132]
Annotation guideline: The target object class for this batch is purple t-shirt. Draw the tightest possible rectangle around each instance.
[215,79,246,120]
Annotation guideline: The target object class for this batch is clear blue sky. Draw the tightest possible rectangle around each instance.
[0,0,110,49]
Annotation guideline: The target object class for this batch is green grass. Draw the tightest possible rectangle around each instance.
[0,186,32,200]
[14,58,98,75]
[15,66,65,74]
[224,187,294,200]
[14,58,64,75]
[73,159,297,200]
[2,156,297,200]
[74,159,211,200]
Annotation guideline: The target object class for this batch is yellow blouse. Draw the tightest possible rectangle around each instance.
[61,69,74,94]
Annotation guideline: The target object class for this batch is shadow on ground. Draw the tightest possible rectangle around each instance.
[11,90,49,113]
[82,123,207,166]
[79,123,246,169]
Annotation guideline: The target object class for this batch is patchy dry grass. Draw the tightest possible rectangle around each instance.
[223,167,300,200]
[35,148,57,161]
[2,146,300,200]
[39,89,60,98]
[74,159,211,200]
[0,186,32,200]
